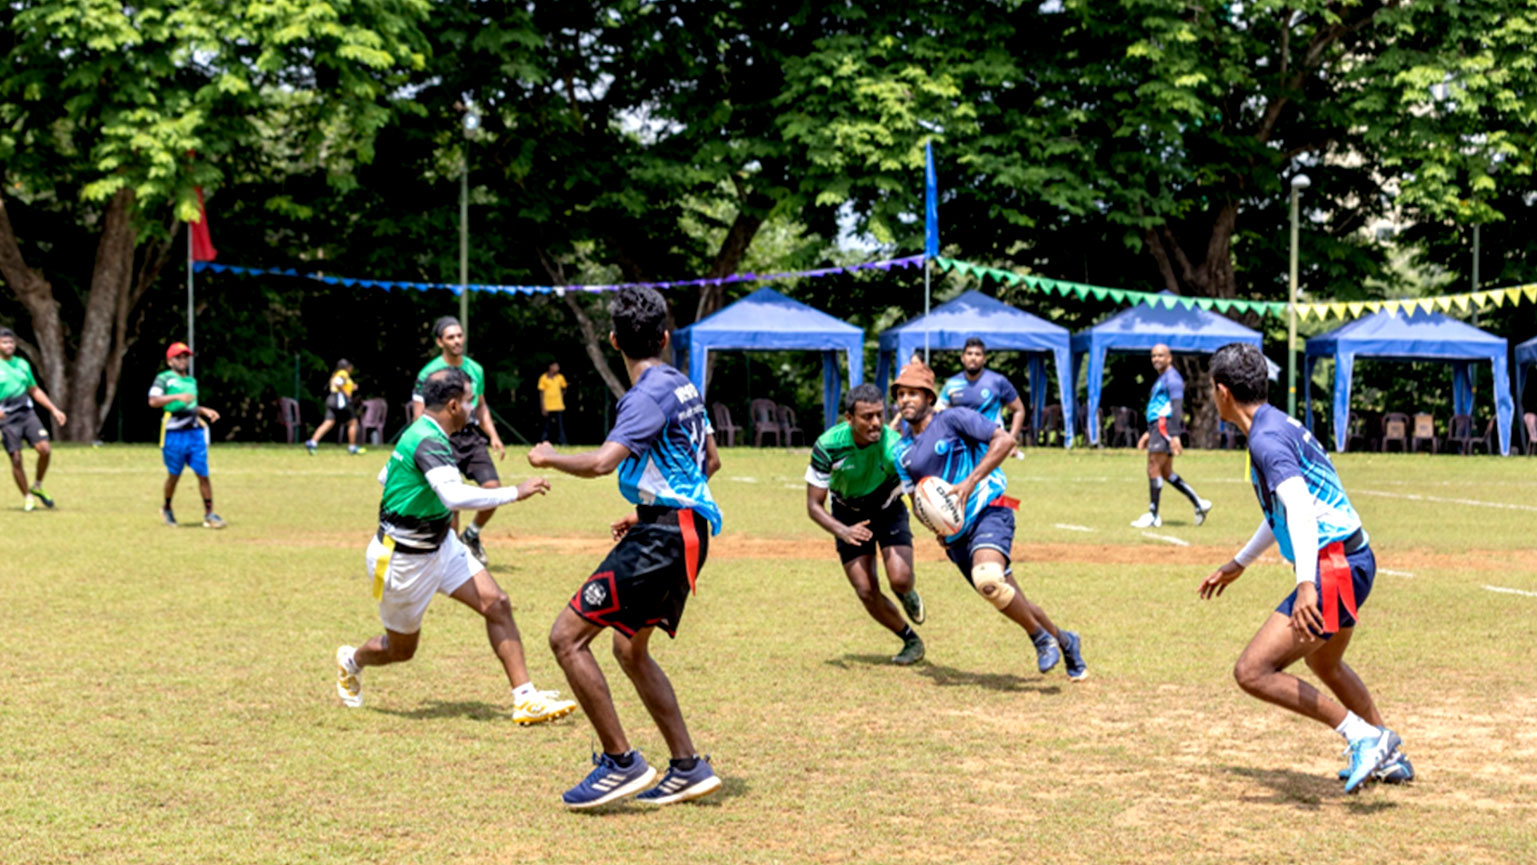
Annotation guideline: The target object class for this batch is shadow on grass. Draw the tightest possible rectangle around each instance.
[826,654,1063,695]
[566,775,750,815]
[1223,765,1400,813]
[372,700,510,721]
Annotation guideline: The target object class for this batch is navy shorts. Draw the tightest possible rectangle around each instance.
[1147,421,1173,454]
[163,427,209,476]
[945,505,1016,585]
[1,409,48,454]
[571,507,709,639]
[1277,546,1375,638]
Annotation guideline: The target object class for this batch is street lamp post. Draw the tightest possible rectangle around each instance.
[1287,173,1311,418]
[460,110,479,348]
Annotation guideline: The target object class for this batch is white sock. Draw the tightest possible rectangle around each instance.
[340,648,360,675]
[513,682,536,702]
[1335,711,1378,742]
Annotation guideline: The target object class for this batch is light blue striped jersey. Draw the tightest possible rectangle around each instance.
[937,369,1019,426]
[893,407,1007,542]
[607,365,722,534]
[1145,366,1183,425]
[1247,404,1364,563]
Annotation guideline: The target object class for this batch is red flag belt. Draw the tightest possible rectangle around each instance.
[1319,540,1357,633]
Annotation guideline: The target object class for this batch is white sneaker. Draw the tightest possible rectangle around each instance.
[335,646,363,708]
[1130,512,1161,528]
[514,689,578,725]
[23,495,36,512]
[1194,498,1214,526]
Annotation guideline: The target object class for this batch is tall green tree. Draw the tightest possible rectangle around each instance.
[0,0,428,439]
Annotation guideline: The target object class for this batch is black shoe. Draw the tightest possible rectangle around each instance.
[161,507,178,527]
[462,530,488,566]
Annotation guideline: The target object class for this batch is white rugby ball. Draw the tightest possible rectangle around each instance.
[912,476,964,536]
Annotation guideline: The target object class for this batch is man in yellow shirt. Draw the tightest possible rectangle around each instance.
[537,361,568,444]
[305,359,366,455]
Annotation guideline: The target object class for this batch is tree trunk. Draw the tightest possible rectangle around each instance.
[561,291,629,399]
[0,192,70,405]
[65,189,139,440]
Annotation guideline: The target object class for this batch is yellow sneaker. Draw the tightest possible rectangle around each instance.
[335,646,363,708]
[514,689,577,725]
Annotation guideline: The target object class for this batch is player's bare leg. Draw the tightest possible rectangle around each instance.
[845,555,909,635]
[33,440,50,484]
[353,627,420,667]
[882,544,916,596]
[1232,612,1350,727]
[1304,626,1384,726]
[8,450,28,496]
[308,418,335,445]
[612,627,696,760]
[449,569,532,688]
[549,607,631,755]
[346,419,359,447]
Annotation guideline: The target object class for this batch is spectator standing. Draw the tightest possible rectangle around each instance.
[538,362,568,445]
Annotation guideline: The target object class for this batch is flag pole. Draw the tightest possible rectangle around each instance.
[187,218,195,378]
[923,141,938,365]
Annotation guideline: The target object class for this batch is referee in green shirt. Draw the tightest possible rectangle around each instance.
[805,383,926,665]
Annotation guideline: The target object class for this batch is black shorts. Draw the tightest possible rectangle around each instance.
[832,496,913,564]
[570,506,709,638]
[1147,421,1173,454]
[449,425,499,485]
[324,404,353,423]
[1,409,48,454]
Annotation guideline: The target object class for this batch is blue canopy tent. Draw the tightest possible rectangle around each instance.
[671,287,864,431]
[1510,334,1535,449]
[1070,296,1263,446]
[1304,309,1514,455]
[874,290,1075,447]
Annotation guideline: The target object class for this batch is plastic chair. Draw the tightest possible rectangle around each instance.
[1470,417,1496,455]
[1381,413,1409,452]
[711,403,741,447]
[777,404,805,447]
[359,398,388,446]
[1524,413,1537,455]
[1107,406,1138,448]
[750,398,781,447]
[1345,412,1371,452]
[1446,414,1476,455]
[276,397,301,443]
[1036,404,1064,446]
[1410,413,1438,453]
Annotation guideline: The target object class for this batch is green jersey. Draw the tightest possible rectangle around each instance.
[378,415,459,549]
[149,370,200,430]
[805,422,902,510]
[0,354,37,413]
[413,356,485,425]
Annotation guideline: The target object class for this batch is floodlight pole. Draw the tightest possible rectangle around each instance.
[459,147,469,350]
[1287,174,1310,417]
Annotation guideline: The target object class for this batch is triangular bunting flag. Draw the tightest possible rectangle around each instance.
[1072,283,1089,300]
[1194,297,1214,310]
[1522,285,1537,304]
[1348,302,1366,317]
[1383,300,1401,315]
[1414,298,1433,314]
[1176,296,1195,309]
[1108,289,1126,303]
[1451,294,1470,312]
[1003,272,1022,286]
[1213,299,1232,313]
[1328,302,1348,319]
[1432,296,1452,312]
[1091,287,1107,300]
[1160,295,1179,309]
[1364,301,1382,313]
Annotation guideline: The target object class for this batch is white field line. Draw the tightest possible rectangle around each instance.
[781,483,801,489]
[1378,568,1416,578]
[726,476,760,484]
[1141,531,1191,547]
[1356,489,1537,513]
[1054,523,1096,533]
[1483,585,1537,598]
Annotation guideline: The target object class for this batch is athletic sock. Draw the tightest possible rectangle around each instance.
[463,523,481,541]
[512,682,537,702]
[670,755,699,772]
[609,750,636,768]
[898,625,918,642]
[1168,473,1202,507]
[1336,711,1378,742]
[1148,477,1163,515]
[164,497,172,510]
[341,649,361,675]
[203,497,213,515]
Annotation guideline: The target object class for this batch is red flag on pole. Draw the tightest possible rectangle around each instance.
[190,187,218,262]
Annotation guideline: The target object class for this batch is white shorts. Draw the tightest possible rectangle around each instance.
[366,532,478,634]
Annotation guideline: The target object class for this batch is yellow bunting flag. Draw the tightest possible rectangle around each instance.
[1364,301,1382,313]
[1433,295,1453,312]
[1348,302,1366,317]
[1329,302,1350,319]
[1523,285,1537,304]
[1451,294,1470,312]
[1383,300,1401,315]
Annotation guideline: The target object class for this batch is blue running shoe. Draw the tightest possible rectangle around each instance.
[562,751,657,810]
[1344,728,1402,793]
[636,756,723,806]
[1032,631,1061,674]
[1338,747,1414,784]
[1060,630,1088,682]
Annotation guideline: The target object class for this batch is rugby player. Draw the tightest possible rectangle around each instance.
[936,338,1028,459]
[1132,343,1212,528]
[892,362,1087,681]
[412,317,506,566]
[0,327,67,511]
[334,366,576,726]
[1198,342,1410,791]
[531,286,724,809]
[148,342,225,528]
[805,382,926,666]
[305,359,365,455]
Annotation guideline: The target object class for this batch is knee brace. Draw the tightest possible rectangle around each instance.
[972,561,1016,610]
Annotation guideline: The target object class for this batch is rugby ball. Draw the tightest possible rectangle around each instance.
[912,476,964,536]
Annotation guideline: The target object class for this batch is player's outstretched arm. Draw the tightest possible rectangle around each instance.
[1006,396,1026,442]
[28,385,66,426]
[952,425,1014,509]
[1201,521,1273,599]
[527,440,629,478]
[805,484,871,545]
[428,467,547,510]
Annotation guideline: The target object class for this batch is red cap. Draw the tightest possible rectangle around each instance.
[166,342,193,360]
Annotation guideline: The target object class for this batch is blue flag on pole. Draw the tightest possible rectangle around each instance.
[924,141,939,259]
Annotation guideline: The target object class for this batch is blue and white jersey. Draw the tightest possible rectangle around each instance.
[1146,366,1184,426]
[1247,404,1363,563]
[607,365,722,534]
[937,369,1019,427]
[894,408,1008,542]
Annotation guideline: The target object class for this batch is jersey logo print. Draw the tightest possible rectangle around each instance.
[934,440,950,455]
[583,582,608,607]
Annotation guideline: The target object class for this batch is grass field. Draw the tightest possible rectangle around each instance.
[3,443,1536,864]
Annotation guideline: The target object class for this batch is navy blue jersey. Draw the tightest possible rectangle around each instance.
[1146,366,1183,427]
[1247,404,1364,563]
[937,369,1019,427]
[894,407,1007,541]
[607,365,722,534]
